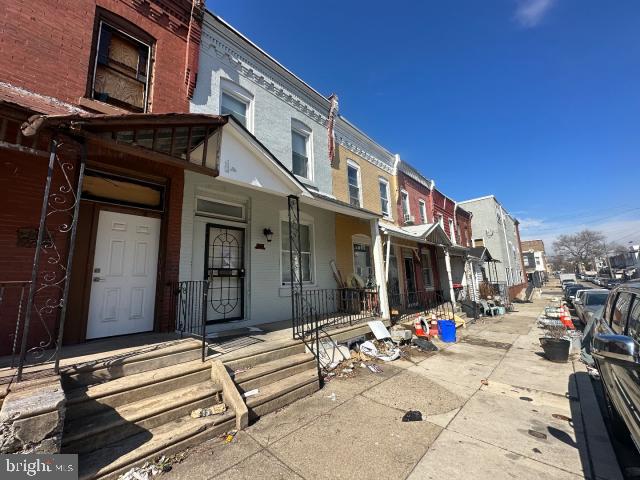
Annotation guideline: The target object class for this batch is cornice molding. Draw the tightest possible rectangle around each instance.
[335,119,395,174]
[201,19,329,127]
[398,162,434,190]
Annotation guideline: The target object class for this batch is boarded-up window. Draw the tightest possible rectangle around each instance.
[92,22,151,112]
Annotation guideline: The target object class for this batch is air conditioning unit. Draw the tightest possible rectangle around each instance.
[403,214,415,225]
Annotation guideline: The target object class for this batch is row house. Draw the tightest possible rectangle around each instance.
[459,195,527,299]
[521,239,549,287]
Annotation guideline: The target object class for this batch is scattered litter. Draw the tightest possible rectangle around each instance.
[243,389,259,398]
[552,413,571,422]
[519,396,533,402]
[412,338,438,352]
[367,364,383,373]
[224,429,238,443]
[342,368,353,373]
[190,403,226,418]
[532,448,542,454]
[480,379,489,386]
[391,329,412,343]
[527,430,547,440]
[233,367,250,375]
[118,455,177,480]
[402,410,423,422]
[360,362,366,368]
[359,340,400,362]
[326,392,337,402]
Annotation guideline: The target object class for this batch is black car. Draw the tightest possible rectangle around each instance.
[592,282,640,450]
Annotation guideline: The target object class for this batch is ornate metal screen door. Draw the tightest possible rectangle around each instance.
[204,225,244,322]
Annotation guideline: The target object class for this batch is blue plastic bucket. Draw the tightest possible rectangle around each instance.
[437,320,457,343]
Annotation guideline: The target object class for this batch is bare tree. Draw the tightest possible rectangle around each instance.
[552,230,606,266]
[608,242,629,256]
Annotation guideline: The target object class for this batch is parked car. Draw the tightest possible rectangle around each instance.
[574,289,609,325]
[592,281,640,451]
[605,278,624,289]
[565,284,586,307]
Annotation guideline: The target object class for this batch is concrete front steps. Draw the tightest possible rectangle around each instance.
[61,336,322,480]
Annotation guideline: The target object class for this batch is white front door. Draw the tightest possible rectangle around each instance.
[87,210,160,339]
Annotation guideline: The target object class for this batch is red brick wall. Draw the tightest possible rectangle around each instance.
[396,171,432,224]
[456,209,472,247]
[432,188,455,240]
[0,0,202,112]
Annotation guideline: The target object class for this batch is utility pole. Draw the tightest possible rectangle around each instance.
[603,241,614,279]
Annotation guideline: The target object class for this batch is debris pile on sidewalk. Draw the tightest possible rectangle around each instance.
[189,403,226,418]
[118,454,186,480]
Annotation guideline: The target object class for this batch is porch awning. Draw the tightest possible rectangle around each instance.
[21,112,228,177]
[468,246,501,263]
[380,221,452,247]
[303,191,380,219]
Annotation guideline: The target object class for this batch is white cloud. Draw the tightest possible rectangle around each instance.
[519,217,545,229]
[514,0,557,28]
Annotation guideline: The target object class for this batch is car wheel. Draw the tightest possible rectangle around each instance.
[603,383,633,444]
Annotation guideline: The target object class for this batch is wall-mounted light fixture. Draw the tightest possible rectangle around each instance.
[263,227,274,242]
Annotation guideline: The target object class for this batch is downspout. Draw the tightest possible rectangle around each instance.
[499,204,512,285]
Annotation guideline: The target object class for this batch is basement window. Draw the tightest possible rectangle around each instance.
[90,18,153,112]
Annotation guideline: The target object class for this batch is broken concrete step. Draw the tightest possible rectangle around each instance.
[62,381,221,453]
[65,359,211,420]
[232,351,316,393]
[78,410,235,480]
[62,340,203,388]
[245,368,319,418]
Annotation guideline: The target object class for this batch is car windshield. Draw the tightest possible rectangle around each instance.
[586,293,608,306]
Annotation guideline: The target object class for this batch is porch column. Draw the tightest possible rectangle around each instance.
[370,218,390,319]
[444,247,456,307]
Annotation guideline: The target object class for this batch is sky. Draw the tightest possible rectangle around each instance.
[207,0,640,251]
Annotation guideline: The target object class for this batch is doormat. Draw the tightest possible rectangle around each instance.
[206,335,264,354]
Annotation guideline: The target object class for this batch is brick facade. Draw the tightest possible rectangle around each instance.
[0,0,202,113]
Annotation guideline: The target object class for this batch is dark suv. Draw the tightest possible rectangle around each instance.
[592,282,640,450]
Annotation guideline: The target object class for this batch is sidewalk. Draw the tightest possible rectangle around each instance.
[160,289,617,480]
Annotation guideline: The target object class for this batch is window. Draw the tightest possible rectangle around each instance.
[379,178,390,217]
[91,21,152,112]
[347,161,361,207]
[291,121,312,179]
[353,243,372,281]
[611,292,633,334]
[196,197,245,221]
[628,296,640,342]
[449,219,456,244]
[421,251,433,288]
[221,92,248,126]
[418,200,427,224]
[281,221,313,284]
[401,190,410,218]
[437,214,444,228]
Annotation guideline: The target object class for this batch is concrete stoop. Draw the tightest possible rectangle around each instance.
[61,336,321,480]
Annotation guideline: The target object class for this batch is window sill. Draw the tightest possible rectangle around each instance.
[295,175,316,187]
[78,97,130,115]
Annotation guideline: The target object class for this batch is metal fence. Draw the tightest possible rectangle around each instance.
[388,289,454,323]
[292,287,380,339]
[170,281,208,362]
[0,281,32,368]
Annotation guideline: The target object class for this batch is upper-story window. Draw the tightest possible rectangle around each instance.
[91,19,152,112]
[379,178,391,218]
[347,161,361,207]
[437,214,444,228]
[418,200,427,224]
[291,120,312,180]
[449,218,456,244]
[219,80,253,130]
[401,190,410,219]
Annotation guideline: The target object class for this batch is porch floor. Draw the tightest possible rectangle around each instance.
[0,332,184,385]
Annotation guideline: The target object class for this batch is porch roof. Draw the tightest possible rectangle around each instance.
[21,112,229,177]
[468,246,500,263]
[379,221,452,247]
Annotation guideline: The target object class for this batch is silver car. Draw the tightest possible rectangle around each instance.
[574,289,609,325]
[592,282,640,450]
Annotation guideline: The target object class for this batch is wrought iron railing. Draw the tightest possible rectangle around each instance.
[0,281,32,368]
[170,281,208,362]
[292,287,380,340]
[388,289,454,322]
